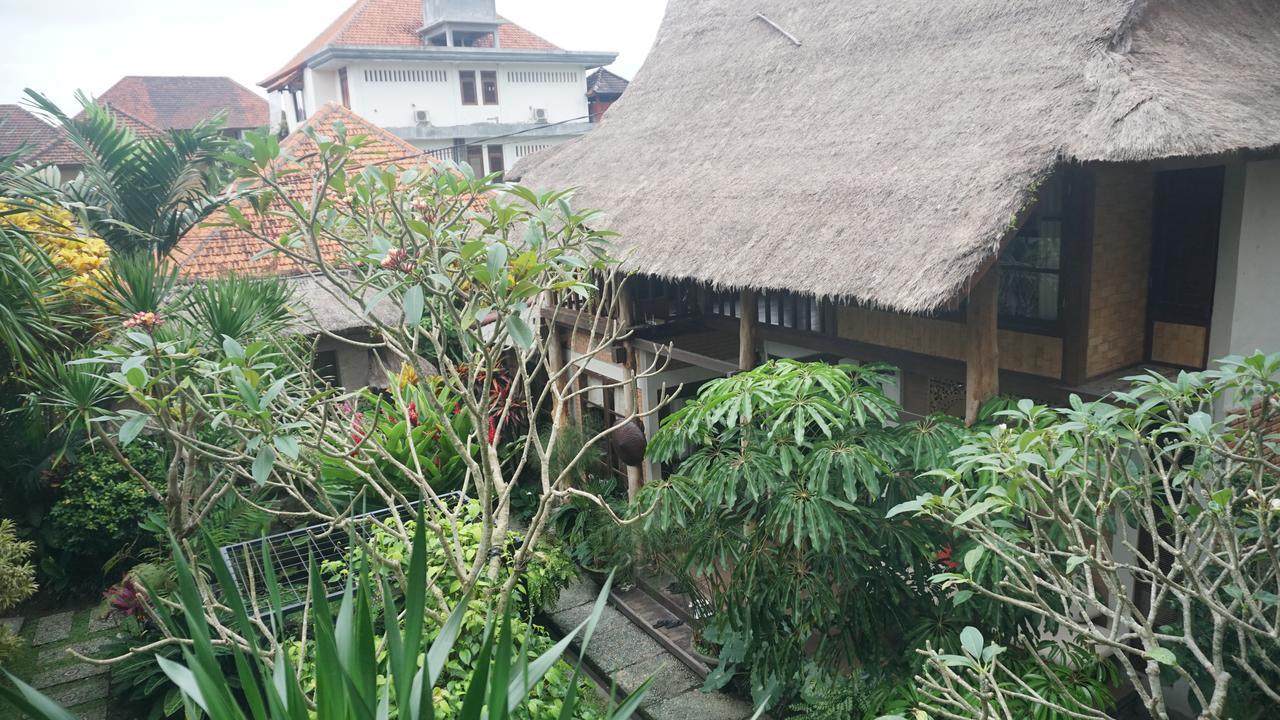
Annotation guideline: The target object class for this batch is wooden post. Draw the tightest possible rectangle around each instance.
[965,269,1000,425]
[617,284,645,500]
[545,322,570,426]
[739,289,758,372]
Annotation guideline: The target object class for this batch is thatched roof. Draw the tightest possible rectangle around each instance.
[285,274,396,335]
[513,0,1280,312]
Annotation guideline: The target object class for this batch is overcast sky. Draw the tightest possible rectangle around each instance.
[0,0,667,112]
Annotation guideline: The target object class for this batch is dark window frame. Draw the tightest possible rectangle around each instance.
[486,144,505,178]
[996,176,1067,337]
[459,70,478,105]
[465,145,485,176]
[480,70,499,105]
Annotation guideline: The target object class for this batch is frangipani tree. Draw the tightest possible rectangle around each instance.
[894,353,1280,720]
[72,124,669,631]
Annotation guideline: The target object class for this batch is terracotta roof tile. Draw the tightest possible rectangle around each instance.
[262,0,560,88]
[97,76,269,130]
[0,104,65,161]
[1,103,165,167]
[175,104,432,280]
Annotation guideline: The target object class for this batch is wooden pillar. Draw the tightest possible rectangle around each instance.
[545,322,570,426]
[1060,166,1096,387]
[739,289,758,371]
[617,285,645,500]
[965,269,1000,425]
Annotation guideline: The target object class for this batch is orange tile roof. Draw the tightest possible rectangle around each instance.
[262,0,560,89]
[175,103,432,280]
[97,76,269,131]
[1,103,164,167]
[0,104,65,162]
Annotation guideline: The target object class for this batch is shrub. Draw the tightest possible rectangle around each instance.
[0,519,37,662]
[46,441,164,577]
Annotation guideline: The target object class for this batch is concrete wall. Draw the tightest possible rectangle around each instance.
[345,61,588,130]
[1086,165,1154,378]
[316,336,391,390]
[1209,158,1280,361]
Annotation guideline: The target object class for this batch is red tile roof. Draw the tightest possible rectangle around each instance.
[96,76,269,131]
[0,104,65,162]
[175,103,432,280]
[1,103,164,167]
[262,0,560,89]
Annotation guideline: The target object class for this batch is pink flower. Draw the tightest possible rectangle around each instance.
[123,311,163,330]
[381,248,415,273]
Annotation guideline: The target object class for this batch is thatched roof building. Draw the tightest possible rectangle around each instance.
[512,0,1280,313]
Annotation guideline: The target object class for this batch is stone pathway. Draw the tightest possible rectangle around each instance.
[545,578,757,720]
[4,605,126,719]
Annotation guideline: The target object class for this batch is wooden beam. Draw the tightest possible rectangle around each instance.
[966,269,1000,425]
[739,289,758,371]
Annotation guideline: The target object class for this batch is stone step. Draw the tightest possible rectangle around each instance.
[545,578,756,720]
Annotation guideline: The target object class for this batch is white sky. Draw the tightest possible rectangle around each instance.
[0,0,667,113]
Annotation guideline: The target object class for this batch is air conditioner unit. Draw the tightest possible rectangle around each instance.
[532,108,549,124]
[413,109,431,125]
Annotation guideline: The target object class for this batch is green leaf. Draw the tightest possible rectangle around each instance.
[1188,411,1213,437]
[222,335,245,360]
[1066,555,1088,574]
[953,499,997,526]
[505,315,534,350]
[119,414,148,446]
[960,626,984,659]
[273,436,300,460]
[1146,647,1178,666]
[886,497,924,519]
[963,547,984,575]
[487,243,509,280]
[403,285,425,327]
[252,445,276,485]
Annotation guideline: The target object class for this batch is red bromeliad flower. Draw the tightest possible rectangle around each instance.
[936,546,958,570]
[350,411,367,446]
[407,401,420,427]
[104,580,147,620]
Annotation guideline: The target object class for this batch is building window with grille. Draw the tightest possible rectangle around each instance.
[481,71,499,105]
[460,70,478,105]
[998,177,1064,333]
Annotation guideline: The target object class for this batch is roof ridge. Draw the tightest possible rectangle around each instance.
[283,102,420,158]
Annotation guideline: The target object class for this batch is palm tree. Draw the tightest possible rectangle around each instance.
[24,90,234,256]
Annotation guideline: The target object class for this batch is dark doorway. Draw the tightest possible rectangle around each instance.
[1146,166,1225,369]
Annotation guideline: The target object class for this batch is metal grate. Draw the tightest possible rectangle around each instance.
[218,492,465,616]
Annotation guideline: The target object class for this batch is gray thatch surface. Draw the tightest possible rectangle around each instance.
[513,0,1280,312]
[286,275,395,335]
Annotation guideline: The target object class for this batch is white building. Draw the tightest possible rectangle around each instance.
[261,0,617,176]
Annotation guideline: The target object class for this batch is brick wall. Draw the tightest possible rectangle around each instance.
[1087,166,1155,378]
[835,306,1063,378]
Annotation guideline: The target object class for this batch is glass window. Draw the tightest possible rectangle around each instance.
[481,71,499,105]
[459,70,478,105]
[486,145,505,178]
[465,145,485,176]
[999,177,1063,331]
